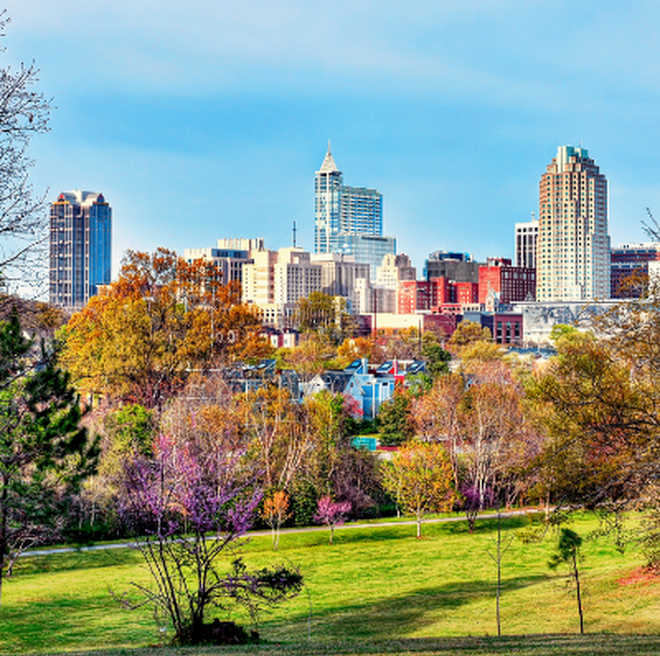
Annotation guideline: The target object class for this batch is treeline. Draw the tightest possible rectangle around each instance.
[6,247,660,569]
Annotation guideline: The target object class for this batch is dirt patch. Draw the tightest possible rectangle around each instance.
[618,565,660,586]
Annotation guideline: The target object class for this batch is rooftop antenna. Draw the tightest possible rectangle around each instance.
[531,211,535,221]
[328,139,331,154]
[292,221,297,247]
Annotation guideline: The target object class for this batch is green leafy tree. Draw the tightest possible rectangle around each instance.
[421,339,451,378]
[549,527,585,634]
[378,389,415,446]
[0,309,97,603]
[71,403,156,542]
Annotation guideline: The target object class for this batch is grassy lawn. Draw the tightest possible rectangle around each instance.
[1,512,659,655]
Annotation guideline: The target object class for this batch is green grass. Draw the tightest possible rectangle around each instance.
[1,512,659,655]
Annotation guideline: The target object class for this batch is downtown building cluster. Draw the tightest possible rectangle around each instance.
[49,144,660,344]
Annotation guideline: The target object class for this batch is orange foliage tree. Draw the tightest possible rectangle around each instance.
[262,490,290,551]
[60,249,270,408]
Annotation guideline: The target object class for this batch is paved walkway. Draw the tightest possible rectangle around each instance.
[21,509,536,557]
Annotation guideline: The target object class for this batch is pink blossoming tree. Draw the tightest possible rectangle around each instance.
[118,431,302,645]
[313,496,351,545]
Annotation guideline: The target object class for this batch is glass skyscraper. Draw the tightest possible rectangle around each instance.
[49,190,112,310]
[314,144,393,279]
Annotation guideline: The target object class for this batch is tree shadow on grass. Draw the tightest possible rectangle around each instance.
[301,574,549,641]
[301,515,533,549]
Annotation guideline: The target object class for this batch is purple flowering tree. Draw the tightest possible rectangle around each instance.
[118,432,302,645]
[462,483,496,533]
[313,496,351,545]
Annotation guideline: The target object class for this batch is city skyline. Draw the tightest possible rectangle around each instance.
[7,2,660,282]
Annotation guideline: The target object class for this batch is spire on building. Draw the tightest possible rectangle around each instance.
[319,141,340,174]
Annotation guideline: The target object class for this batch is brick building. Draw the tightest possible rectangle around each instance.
[478,257,536,305]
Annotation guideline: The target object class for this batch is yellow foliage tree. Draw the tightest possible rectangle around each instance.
[60,248,271,408]
[382,442,456,538]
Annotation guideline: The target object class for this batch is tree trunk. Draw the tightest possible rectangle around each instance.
[0,483,7,607]
[573,552,584,634]
[496,510,502,637]
[416,514,422,539]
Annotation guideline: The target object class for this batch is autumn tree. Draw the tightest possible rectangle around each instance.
[282,333,336,382]
[335,336,375,369]
[242,385,313,493]
[414,363,540,530]
[295,291,353,343]
[378,326,423,361]
[262,490,290,551]
[412,373,465,486]
[60,249,270,408]
[457,361,535,527]
[447,320,492,358]
[527,327,647,510]
[381,441,455,538]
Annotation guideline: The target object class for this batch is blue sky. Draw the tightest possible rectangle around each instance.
[6,1,660,278]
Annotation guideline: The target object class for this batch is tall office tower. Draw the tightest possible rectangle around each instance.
[49,190,112,310]
[537,146,610,301]
[515,216,539,269]
[314,144,385,257]
[315,147,343,254]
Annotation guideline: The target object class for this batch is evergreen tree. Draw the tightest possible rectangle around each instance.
[0,308,97,604]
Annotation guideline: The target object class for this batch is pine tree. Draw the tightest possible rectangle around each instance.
[0,308,97,604]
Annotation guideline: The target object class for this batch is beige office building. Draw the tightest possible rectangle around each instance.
[537,146,610,301]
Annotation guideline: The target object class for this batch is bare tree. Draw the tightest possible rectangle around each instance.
[0,13,51,296]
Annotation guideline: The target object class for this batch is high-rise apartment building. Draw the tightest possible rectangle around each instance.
[515,217,538,269]
[537,146,610,301]
[314,145,393,276]
[49,190,112,310]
